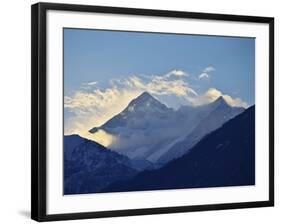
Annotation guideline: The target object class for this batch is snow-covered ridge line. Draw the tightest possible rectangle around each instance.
[88,91,245,165]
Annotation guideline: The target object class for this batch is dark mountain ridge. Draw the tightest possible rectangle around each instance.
[64,135,137,194]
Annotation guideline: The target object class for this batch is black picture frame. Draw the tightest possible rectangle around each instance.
[31,2,274,222]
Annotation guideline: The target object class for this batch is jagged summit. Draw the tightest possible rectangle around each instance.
[130,92,157,104]
[126,92,170,113]
[215,96,227,104]
[211,96,230,108]
[136,91,153,100]
[128,92,154,106]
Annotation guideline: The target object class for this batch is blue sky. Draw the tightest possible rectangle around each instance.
[63,28,255,136]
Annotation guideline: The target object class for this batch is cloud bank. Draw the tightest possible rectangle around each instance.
[64,69,248,141]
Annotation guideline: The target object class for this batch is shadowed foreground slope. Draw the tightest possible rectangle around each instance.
[64,135,137,194]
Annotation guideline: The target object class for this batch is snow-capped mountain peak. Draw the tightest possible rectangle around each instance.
[125,92,170,113]
[211,96,229,107]
[133,91,153,101]
[89,92,172,134]
[89,91,245,165]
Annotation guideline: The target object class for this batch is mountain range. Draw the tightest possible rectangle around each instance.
[89,92,244,164]
[101,105,255,193]
[64,92,254,195]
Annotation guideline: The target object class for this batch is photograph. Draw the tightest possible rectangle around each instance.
[31,2,274,221]
[0,0,278,223]
[63,28,256,195]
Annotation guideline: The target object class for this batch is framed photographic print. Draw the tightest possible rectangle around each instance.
[31,2,274,222]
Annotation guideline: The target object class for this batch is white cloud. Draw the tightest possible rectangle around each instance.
[203,66,215,73]
[166,69,189,77]
[198,72,209,80]
[65,87,141,128]
[85,81,98,86]
[198,66,215,80]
